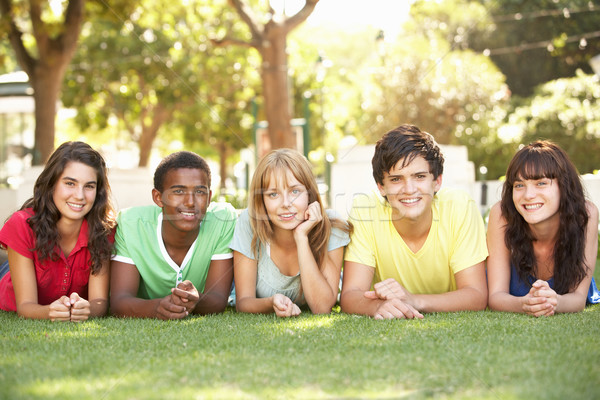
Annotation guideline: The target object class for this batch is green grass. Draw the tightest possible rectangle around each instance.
[1,266,599,400]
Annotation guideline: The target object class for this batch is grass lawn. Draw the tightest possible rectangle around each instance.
[1,266,599,399]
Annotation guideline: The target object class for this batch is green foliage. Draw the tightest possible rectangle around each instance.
[1,305,600,399]
[350,2,513,180]
[471,0,600,96]
[504,70,600,174]
[62,0,258,168]
[212,187,247,210]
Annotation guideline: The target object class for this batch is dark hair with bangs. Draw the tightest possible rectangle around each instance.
[372,124,444,186]
[500,140,589,294]
[20,141,115,274]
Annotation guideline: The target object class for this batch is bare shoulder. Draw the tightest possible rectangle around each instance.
[488,202,504,224]
[585,200,599,221]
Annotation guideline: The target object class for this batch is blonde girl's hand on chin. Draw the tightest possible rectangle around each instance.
[293,201,323,240]
[272,293,301,317]
[48,296,72,322]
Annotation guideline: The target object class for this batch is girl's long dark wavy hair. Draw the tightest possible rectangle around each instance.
[500,141,589,294]
[20,141,115,274]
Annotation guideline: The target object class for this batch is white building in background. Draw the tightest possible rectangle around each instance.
[0,71,35,188]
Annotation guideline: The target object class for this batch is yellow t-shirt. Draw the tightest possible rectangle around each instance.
[344,188,488,294]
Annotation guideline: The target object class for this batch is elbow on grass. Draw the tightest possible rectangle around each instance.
[469,293,488,311]
[309,303,335,315]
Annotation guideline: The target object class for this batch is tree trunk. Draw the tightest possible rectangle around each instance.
[259,26,295,151]
[138,128,156,168]
[218,141,228,190]
[1,0,85,165]
[137,106,171,167]
[30,66,62,164]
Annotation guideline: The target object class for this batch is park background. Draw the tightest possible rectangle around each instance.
[1,0,600,399]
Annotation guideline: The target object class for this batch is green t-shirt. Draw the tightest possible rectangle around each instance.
[114,202,237,299]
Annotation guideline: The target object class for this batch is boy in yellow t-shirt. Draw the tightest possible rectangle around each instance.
[340,124,488,319]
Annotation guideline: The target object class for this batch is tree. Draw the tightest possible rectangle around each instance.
[349,0,515,179]
[504,70,600,174]
[470,0,600,96]
[213,0,318,151]
[63,15,191,167]
[0,0,84,164]
[62,0,258,184]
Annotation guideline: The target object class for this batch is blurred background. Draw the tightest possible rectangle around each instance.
[1,0,599,221]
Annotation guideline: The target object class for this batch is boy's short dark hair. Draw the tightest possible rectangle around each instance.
[153,151,211,192]
[372,124,444,185]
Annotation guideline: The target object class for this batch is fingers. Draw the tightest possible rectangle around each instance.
[176,280,195,292]
[533,289,557,300]
[172,286,200,303]
[373,279,406,300]
[272,294,299,318]
[522,295,555,317]
[290,303,301,317]
[157,296,188,320]
[63,292,90,322]
[49,297,71,322]
[69,292,81,305]
[374,299,423,320]
[305,202,323,222]
[531,280,550,289]
[528,303,555,317]
[364,291,379,299]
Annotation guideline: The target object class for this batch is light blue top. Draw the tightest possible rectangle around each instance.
[229,209,350,304]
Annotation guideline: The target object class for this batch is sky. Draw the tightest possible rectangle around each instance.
[272,0,412,39]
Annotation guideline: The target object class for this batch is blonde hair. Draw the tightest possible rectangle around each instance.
[248,149,350,269]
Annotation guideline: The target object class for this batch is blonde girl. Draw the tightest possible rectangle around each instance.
[230,149,351,317]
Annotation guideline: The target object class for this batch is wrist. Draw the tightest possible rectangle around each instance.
[293,234,310,247]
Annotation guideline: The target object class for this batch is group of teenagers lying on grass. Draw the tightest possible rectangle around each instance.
[0,124,598,321]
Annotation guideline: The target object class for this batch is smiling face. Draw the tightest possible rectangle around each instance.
[377,155,442,223]
[152,168,211,236]
[512,176,560,226]
[262,170,309,233]
[52,161,98,224]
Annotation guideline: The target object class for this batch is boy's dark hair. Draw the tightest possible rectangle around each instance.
[153,151,211,192]
[372,124,444,185]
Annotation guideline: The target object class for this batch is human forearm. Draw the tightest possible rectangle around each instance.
[295,237,337,314]
[414,286,487,313]
[89,298,108,318]
[110,295,163,318]
[16,302,54,320]
[554,293,586,313]
[236,296,278,314]
[488,291,528,313]
[192,291,229,315]
[339,289,382,316]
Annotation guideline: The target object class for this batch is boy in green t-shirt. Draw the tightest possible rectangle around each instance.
[110,151,237,319]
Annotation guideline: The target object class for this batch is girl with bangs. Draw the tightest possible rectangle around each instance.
[230,149,351,317]
[487,141,599,316]
[0,142,115,321]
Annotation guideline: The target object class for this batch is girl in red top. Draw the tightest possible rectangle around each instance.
[0,141,115,321]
